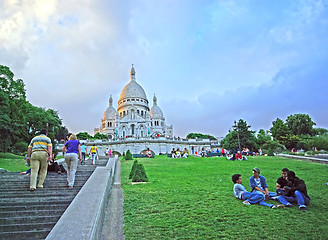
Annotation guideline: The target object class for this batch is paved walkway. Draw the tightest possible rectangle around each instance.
[100,159,125,240]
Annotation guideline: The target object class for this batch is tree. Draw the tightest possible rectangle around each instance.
[186,133,217,140]
[125,149,133,160]
[256,129,272,146]
[286,114,316,136]
[129,160,138,179]
[77,132,92,140]
[221,119,257,151]
[131,163,148,182]
[93,132,108,140]
[0,65,67,153]
[0,65,27,152]
[314,128,328,136]
[270,118,290,142]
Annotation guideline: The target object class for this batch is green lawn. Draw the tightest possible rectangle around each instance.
[0,152,29,172]
[121,155,328,239]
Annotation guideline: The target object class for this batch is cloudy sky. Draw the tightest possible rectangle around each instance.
[1,0,328,138]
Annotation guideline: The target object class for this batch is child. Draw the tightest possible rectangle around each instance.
[232,174,283,208]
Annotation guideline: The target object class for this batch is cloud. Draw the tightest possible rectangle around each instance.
[0,0,327,139]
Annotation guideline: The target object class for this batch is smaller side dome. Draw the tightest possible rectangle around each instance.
[103,95,117,119]
[150,94,164,118]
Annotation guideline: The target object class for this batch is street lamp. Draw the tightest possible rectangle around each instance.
[234,120,241,151]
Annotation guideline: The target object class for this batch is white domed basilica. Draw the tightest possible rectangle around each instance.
[96,65,173,139]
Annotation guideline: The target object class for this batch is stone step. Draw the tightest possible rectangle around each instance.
[0,208,64,217]
[0,203,69,211]
[0,215,62,225]
[0,229,50,240]
[0,222,56,232]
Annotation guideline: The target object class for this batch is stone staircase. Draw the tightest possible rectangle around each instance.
[0,157,108,240]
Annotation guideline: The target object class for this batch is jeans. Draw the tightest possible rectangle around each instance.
[81,152,86,164]
[253,190,278,200]
[278,190,310,208]
[65,153,78,187]
[242,192,273,208]
[92,153,97,164]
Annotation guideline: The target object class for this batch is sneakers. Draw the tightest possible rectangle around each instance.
[285,204,293,208]
[300,206,307,211]
[243,200,251,205]
[271,205,284,209]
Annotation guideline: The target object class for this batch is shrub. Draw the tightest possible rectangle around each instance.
[305,151,314,156]
[129,160,138,179]
[262,141,286,154]
[267,149,274,156]
[125,150,133,160]
[132,163,148,182]
[13,142,28,154]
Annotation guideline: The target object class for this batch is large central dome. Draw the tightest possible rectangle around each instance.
[119,65,147,102]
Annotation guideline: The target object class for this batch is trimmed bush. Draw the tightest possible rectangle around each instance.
[125,149,133,160]
[132,163,148,182]
[129,160,138,179]
[267,149,274,156]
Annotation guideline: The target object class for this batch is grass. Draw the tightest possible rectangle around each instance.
[121,155,328,239]
[0,152,29,172]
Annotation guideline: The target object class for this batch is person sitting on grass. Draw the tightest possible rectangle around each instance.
[232,174,283,209]
[182,148,189,158]
[249,167,278,200]
[236,151,248,161]
[276,168,291,195]
[176,148,181,158]
[146,148,153,158]
[236,151,243,160]
[277,171,310,211]
[171,148,176,158]
[201,147,207,157]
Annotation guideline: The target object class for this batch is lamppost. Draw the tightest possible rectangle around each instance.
[234,120,241,151]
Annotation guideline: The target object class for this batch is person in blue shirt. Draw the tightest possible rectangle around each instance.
[249,167,278,200]
[80,143,87,165]
[232,174,283,208]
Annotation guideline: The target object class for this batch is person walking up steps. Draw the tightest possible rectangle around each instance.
[90,144,98,165]
[26,129,52,191]
[62,134,81,189]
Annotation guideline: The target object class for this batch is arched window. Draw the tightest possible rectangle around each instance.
[131,124,135,135]
[123,111,126,117]
[110,122,112,127]
[137,110,139,114]
[141,111,143,116]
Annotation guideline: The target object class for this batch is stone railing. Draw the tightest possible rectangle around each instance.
[46,156,119,240]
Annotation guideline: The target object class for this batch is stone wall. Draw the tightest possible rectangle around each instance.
[58,138,218,156]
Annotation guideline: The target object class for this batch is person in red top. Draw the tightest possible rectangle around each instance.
[236,151,243,160]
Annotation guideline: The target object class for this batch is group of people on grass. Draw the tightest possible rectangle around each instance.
[171,148,189,158]
[232,167,310,211]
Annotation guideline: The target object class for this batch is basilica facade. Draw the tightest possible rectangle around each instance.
[95,65,173,139]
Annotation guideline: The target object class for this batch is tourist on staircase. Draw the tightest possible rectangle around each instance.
[26,129,52,191]
[62,134,81,189]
